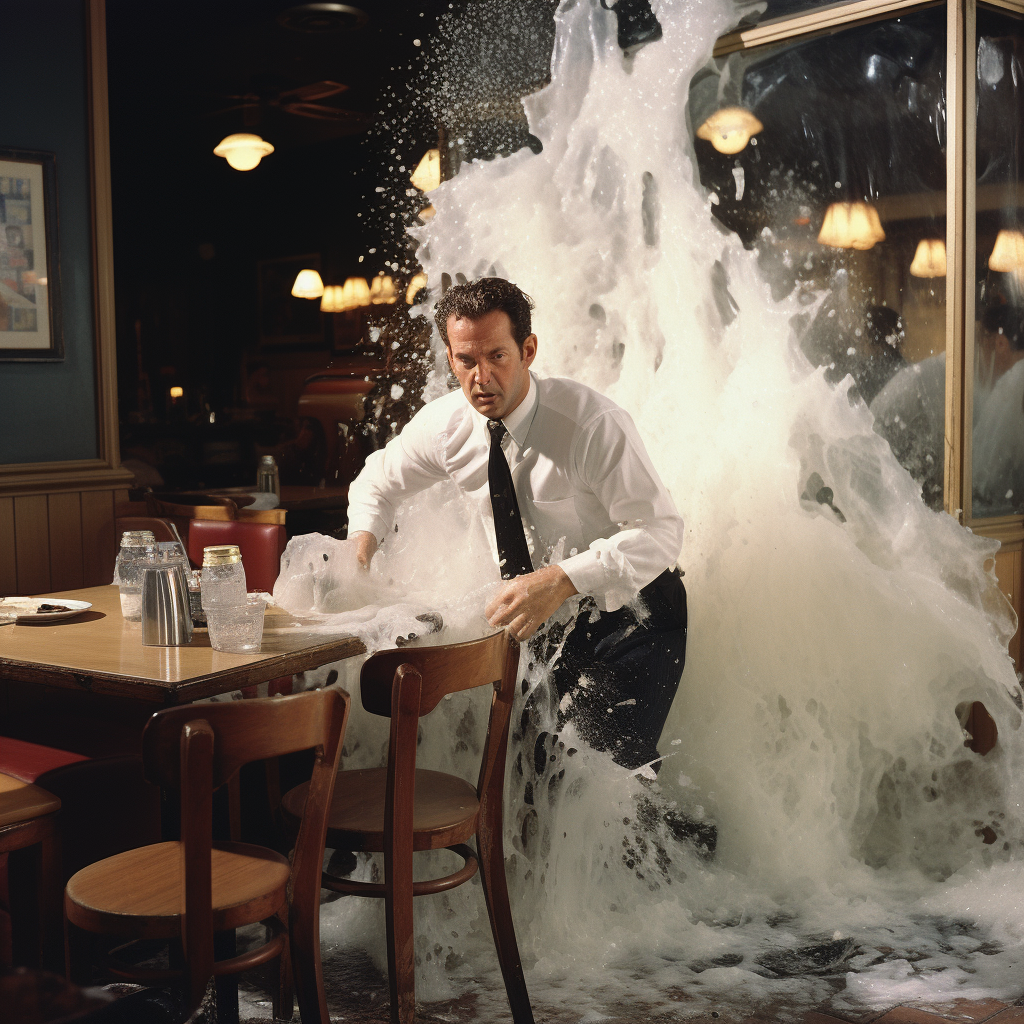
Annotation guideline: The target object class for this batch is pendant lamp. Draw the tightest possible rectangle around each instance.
[291,269,324,299]
[213,133,274,171]
[909,238,946,278]
[406,272,428,304]
[988,229,1024,273]
[817,202,885,250]
[369,275,398,304]
[338,277,371,311]
[696,107,763,155]
[410,149,441,192]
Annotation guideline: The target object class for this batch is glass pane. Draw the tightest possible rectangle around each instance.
[728,0,872,32]
[691,7,948,508]
[973,7,1024,519]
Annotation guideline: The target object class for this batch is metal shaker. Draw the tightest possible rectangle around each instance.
[141,564,194,646]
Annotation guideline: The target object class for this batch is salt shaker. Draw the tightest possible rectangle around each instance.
[256,455,280,502]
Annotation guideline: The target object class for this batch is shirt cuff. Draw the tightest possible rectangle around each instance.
[557,547,639,613]
[346,512,390,544]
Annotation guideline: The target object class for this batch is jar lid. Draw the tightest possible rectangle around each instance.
[260,454,276,465]
[121,531,156,545]
[203,544,242,566]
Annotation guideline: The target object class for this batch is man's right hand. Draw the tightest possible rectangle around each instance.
[349,531,378,570]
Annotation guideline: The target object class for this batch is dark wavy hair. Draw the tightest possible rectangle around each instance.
[433,278,535,352]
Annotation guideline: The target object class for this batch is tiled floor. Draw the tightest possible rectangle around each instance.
[236,948,1024,1024]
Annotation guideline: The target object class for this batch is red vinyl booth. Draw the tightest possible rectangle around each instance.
[186,519,287,595]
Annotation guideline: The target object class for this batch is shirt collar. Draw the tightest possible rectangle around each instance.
[468,371,539,447]
[501,372,538,447]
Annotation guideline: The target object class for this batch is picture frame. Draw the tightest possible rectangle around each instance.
[0,149,63,361]
[257,253,326,349]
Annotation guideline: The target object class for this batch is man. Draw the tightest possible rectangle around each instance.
[346,277,687,773]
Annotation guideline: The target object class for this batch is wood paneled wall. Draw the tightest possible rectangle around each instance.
[0,487,128,596]
[994,544,1022,674]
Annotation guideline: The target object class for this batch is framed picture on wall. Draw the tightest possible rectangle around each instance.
[0,149,63,362]
[257,253,325,348]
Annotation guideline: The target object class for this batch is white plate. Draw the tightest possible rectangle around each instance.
[0,598,93,623]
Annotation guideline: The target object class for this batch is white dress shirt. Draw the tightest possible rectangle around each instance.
[346,372,685,612]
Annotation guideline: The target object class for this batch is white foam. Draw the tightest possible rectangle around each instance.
[306,0,1024,1017]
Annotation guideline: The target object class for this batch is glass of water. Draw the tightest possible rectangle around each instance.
[207,594,266,654]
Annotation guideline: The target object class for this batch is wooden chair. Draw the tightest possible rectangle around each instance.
[280,632,535,1024]
[63,687,350,1022]
[0,772,61,970]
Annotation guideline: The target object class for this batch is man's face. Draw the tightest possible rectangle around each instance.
[446,310,537,420]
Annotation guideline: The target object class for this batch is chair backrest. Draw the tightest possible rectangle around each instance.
[187,519,287,592]
[141,688,350,1003]
[359,631,520,805]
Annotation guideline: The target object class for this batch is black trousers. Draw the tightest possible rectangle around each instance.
[531,569,688,771]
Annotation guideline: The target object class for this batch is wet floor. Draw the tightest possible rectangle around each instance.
[236,943,1024,1024]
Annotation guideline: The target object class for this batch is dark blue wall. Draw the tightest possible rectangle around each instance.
[0,0,98,464]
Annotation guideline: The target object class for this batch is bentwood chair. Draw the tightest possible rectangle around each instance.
[63,688,350,1022]
[0,772,61,969]
[280,632,535,1024]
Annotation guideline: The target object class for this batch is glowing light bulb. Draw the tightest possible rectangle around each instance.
[410,149,441,192]
[169,386,184,400]
[817,202,885,250]
[291,269,324,299]
[696,107,763,155]
[213,133,274,171]
[909,239,946,278]
[369,275,398,304]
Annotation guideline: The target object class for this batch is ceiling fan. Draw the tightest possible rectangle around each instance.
[208,80,372,127]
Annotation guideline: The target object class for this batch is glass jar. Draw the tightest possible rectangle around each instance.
[256,455,280,502]
[200,544,247,613]
[116,531,158,621]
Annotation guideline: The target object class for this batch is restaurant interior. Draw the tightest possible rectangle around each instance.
[2,0,1024,1021]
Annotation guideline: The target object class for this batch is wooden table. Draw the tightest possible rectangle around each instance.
[0,585,365,756]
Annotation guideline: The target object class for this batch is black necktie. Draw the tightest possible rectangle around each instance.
[487,419,533,579]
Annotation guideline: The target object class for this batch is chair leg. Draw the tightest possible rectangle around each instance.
[384,856,416,1024]
[272,908,294,1021]
[290,897,330,1024]
[213,929,239,1024]
[477,824,535,1024]
[39,825,64,973]
[64,914,93,986]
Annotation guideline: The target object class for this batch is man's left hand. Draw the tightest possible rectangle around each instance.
[485,565,578,642]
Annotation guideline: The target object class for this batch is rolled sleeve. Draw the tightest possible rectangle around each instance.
[346,412,449,542]
[557,410,684,612]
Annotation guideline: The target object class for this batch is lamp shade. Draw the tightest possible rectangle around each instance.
[696,107,763,155]
[817,202,885,250]
[291,269,324,299]
[369,275,398,304]
[406,272,428,304]
[410,149,441,192]
[320,285,345,312]
[909,238,946,278]
[213,133,274,171]
[988,229,1024,273]
[341,276,371,310]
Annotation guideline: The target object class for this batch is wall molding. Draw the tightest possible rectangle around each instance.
[0,460,133,497]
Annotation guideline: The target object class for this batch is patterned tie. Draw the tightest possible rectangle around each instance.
[487,419,533,579]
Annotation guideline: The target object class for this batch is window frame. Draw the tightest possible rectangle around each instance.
[711,0,1024,540]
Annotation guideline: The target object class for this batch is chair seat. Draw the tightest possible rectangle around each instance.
[282,768,480,852]
[65,840,290,940]
[0,772,61,826]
